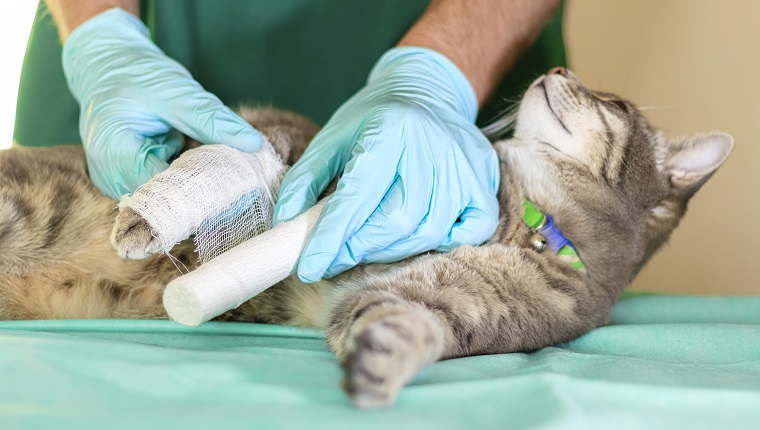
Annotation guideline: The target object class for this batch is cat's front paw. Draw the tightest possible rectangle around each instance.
[111,207,161,259]
[342,312,444,409]
[343,322,405,408]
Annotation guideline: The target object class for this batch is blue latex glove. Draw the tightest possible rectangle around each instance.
[62,9,262,199]
[274,47,500,282]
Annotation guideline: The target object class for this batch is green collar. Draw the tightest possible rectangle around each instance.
[523,201,586,272]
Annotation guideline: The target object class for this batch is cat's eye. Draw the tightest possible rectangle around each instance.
[596,94,629,113]
[607,99,629,113]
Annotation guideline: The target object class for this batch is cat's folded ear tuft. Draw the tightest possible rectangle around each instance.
[663,132,734,193]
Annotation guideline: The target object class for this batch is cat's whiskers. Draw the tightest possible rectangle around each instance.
[481,101,521,140]
[637,104,689,111]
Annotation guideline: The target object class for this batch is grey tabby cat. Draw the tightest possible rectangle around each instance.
[0,68,733,408]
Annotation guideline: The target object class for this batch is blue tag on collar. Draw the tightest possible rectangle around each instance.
[539,214,574,254]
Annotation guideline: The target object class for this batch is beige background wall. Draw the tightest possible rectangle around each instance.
[564,1,758,295]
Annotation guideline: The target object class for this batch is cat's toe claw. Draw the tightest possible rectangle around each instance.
[111,207,161,259]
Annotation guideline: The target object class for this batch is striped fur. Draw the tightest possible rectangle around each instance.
[0,72,732,407]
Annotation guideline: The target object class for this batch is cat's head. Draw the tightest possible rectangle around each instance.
[496,67,733,287]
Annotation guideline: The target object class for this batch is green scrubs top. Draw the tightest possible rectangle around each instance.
[13,0,566,147]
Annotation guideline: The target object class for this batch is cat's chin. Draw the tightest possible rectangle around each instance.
[514,89,575,148]
[499,142,564,206]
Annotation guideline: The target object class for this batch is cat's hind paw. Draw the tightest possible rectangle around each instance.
[111,207,162,260]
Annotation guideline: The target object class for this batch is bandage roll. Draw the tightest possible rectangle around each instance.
[163,199,327,326]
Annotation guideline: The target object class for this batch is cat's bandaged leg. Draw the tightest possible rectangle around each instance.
[118,140,326,326]
[121,142,285,262]
[162,199,327,326]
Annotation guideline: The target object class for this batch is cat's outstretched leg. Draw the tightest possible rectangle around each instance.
[326,244,613,408]
[327,290,447,408]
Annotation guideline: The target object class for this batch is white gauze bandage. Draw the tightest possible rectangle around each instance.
[163,199,327,326]
[121,141,285,263]
[120,139,328,326]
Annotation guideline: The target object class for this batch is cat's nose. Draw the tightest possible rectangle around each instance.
[548,67,567,76]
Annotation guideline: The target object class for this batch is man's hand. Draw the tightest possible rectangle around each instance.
[50,4,262,199]
[274,47,500,281]
[274,0,560,281]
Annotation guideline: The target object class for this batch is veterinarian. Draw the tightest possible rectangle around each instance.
[17,0,566,282]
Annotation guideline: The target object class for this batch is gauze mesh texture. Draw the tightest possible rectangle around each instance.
[120,140,286,263]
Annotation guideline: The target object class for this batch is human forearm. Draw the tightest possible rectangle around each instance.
[46,0,138,41]
[398,0,560,106]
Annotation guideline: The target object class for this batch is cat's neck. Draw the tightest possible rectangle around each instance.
[494,160,625,294]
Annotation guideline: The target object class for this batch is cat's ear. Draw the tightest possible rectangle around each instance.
[661,132,734,194]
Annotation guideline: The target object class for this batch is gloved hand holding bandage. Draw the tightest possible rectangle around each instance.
[62,8,262,199]
[274,47,500,282]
